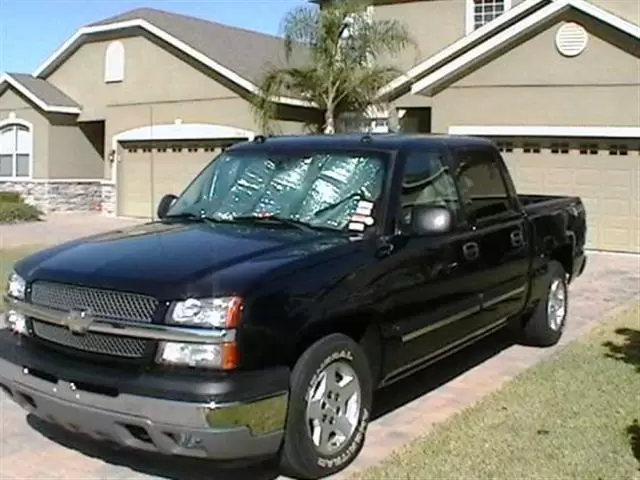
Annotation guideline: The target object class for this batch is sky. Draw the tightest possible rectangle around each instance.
[0,0,307,74]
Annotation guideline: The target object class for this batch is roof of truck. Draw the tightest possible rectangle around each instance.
[230,133,495,153]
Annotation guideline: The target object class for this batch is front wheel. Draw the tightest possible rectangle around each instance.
[280,333,373,480]
[521,260,568,347]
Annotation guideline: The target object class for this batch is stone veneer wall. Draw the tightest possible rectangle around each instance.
[0,180,117,215]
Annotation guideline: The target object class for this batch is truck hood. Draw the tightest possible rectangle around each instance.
[17,221,351,299]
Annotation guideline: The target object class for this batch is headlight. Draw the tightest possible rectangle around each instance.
[160,296,242,369]
[6,272,26,300]
[168,296,242,329]
[156,342,238,370]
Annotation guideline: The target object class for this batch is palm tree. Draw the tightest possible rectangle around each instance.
[253,0,417,134]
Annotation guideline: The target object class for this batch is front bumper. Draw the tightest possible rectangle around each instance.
[0,328,290,460]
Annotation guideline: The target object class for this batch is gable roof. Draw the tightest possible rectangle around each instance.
[377,0,550,98]
[410,0,640,95]
[0,73,81,114]
[33,8,314,108]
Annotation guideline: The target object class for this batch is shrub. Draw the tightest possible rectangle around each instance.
[0,201,42,223]
[0,192,22,203]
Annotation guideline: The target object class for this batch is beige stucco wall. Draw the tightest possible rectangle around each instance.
[430,18,640,131]
[589,0,640,24]
[373,0,464,72]
[372,0,532,72]
[46,34,246,122]
[45,32,314,180]
[103,99,312,179]
[0,88,50,178]
[48,116,104,178]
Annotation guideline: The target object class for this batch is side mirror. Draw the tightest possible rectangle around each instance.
[409,204,453,236]
[157,194,178,219]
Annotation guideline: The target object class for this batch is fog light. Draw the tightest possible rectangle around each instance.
[6,311,28,336]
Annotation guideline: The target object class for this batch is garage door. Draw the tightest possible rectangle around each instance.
[495,138,639,253]
[117,141,231,219]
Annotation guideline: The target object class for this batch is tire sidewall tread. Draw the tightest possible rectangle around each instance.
[523,260,568,347]
[280,333,372,480]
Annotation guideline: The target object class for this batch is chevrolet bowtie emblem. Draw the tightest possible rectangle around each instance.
[64,309,94,335]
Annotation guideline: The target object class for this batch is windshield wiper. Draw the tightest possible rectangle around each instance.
[224,215,325,233]
[162,212,218,227]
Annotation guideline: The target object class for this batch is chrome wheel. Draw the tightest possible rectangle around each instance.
[305,360,362,456]
[547,278,566,331]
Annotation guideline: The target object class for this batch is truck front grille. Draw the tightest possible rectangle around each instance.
[31,320,149,358]
[30,281,158,323]
[28,281,158,360]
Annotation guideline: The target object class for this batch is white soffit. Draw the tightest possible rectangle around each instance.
[32,19,314,108]
[112,123,256,148]
[411,0,640,95]
[0,74,81,114]
[448,125,640,138]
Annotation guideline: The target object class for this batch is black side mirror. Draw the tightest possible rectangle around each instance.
[157,194,178,219]
[408,204,453,236]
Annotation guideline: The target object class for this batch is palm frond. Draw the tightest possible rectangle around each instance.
[253,0,416,134]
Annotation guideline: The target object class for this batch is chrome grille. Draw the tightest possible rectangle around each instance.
[32,321,149,358]
[30,281,157,323]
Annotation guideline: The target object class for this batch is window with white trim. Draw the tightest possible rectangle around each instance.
[467,0,511,33]
[104,41,125,83]
[0,123,32,178]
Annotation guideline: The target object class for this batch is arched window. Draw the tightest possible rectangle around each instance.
[104,40,125,83]
[0,121,32,178]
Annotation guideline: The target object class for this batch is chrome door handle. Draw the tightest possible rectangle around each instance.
[510,229,525,247]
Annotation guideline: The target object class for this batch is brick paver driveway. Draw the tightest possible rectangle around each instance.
[1,216,638,480]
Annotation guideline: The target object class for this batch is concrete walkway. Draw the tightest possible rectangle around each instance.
[0,213,143,249]
[0,220,638,480]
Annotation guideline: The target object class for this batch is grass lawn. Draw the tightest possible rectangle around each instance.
[0,246,42,310]
[353,301,640,480]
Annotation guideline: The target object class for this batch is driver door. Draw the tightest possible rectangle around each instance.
[380,146,483,381]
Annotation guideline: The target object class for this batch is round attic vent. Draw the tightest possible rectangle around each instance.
[555,22,589,57]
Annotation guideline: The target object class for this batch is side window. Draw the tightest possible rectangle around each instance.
[400,148,460,221]
[454,148,511,221]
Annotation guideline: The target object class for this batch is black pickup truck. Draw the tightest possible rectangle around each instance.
[1,133,587,479]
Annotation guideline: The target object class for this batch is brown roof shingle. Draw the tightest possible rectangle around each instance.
[89,7,308,86]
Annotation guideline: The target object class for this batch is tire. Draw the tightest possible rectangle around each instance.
[522,260,568,347]
[280,333,373,480]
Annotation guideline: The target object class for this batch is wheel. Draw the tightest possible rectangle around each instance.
[280,333,373,480]
[522,260,568,347]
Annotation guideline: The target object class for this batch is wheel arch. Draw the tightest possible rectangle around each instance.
[291,312,384,386]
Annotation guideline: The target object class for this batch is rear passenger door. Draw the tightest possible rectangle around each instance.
[452,146,530,328]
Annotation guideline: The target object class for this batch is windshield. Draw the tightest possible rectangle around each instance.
[166,149,387,232]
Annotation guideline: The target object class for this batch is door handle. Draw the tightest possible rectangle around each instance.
[510,229,525,247]
[462,241,480,261]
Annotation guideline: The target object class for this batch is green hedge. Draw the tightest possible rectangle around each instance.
[0,198,42,223]
[0,192,22,203]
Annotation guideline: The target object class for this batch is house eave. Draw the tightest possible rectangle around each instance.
[409,0,640,96]
[0,74,82,114]
[32,19,317,109]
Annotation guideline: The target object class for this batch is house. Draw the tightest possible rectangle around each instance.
[0,8,319,219]
[0,0,638,253]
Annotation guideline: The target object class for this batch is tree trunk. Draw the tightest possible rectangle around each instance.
[324,108,336,134]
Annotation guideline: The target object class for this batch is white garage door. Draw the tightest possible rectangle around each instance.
[495,138,639,253]
[117,141,231,219]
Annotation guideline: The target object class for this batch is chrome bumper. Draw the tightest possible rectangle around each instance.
[0,355,288,459]
[3,296,235,343]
